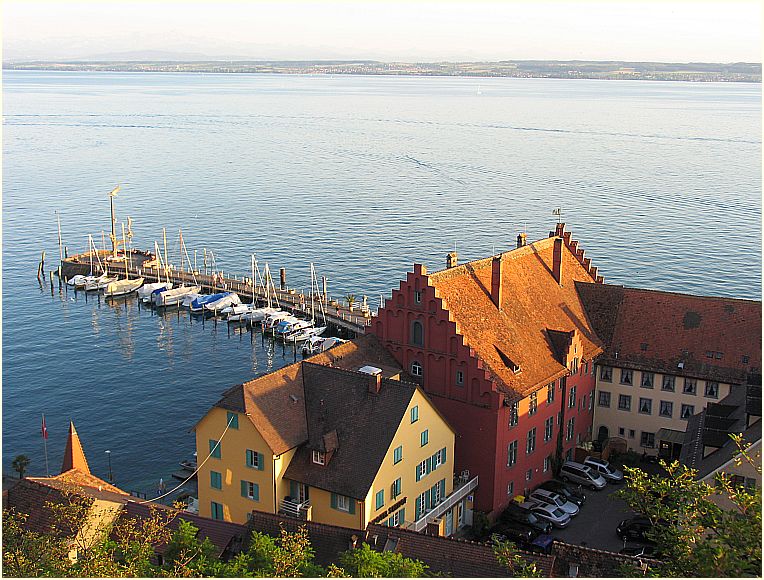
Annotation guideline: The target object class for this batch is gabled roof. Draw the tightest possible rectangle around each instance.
[28,469,128,497]
[577,282,762,383]
[427,232,604,397]
[283,363,418,499]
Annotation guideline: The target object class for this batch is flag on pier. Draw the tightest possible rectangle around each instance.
[41,414,48,440]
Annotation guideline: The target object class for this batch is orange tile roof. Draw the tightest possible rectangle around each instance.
[61,421,91,475]
[27,469,128,498]
[578,282,762,383]
[427,234,604,397]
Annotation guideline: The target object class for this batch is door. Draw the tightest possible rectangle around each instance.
[597,425,609,443]
[445,508,454,536]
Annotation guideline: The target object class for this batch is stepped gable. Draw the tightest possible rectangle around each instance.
[61,421,91,475]
[427,225,604,397]
[283,363,417,500]
[577,283,762,383]
[365,523,555,577]
[212,361,309,455]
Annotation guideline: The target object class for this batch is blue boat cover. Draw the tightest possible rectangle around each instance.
[190,292,228,309]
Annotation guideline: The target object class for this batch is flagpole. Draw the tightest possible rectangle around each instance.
[41,414,50,476]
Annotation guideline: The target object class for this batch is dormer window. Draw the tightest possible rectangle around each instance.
[312,450,326,465]
[411,361,423,377]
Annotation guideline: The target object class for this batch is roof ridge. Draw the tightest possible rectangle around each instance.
[618,285,762,304]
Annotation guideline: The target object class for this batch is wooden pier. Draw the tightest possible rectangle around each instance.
[59,251,373,335]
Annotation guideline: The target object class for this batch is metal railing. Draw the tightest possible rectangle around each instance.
[409,475,478,532]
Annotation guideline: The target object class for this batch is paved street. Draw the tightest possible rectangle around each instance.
[550,481,637,553]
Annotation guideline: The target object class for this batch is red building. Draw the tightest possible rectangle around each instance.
[370,224,605,517]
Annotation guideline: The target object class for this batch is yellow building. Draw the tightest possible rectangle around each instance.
[195,335,476,535]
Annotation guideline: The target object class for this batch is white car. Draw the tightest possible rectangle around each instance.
[583,456,624,483]
[530,503,571,528]
[528,489,579,517]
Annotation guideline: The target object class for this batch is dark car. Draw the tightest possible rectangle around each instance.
[616,516,657,543]
[491,521,538,544]
[538,480,586,506]
[501,502,554,535]
[619,544,657,558]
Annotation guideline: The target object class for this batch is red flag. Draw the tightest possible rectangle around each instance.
[41,415,48,440]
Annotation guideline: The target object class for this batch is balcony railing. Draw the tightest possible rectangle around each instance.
[279,498,311,520]
[409,474,478,532]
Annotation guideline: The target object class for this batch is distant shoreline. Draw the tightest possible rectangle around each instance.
[3,60,761,83]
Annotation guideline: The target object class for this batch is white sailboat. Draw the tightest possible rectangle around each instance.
[105,223,144,297]
[244,261,283,323]
[152,229,201,307]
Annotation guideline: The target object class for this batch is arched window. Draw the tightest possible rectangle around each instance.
[410,320,424,346]
[411,361,423,377]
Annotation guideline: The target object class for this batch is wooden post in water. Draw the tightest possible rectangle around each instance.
[37,251,46,280]
[280,268,286,291]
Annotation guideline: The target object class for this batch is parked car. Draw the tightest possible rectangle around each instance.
[490,521,538,544]
[528,489,580,517]
[530,503,571,528]
[538,480,586,506]
[616,516,657,543]
[618,544,657,557]
[501,502,553,535]
[583,456,624,483]
[559,461,607,490]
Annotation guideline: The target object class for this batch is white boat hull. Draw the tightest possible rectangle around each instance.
[204,293,242,313]
[154,285,202,307]
[138,282,173,300]
[104,277,145,297]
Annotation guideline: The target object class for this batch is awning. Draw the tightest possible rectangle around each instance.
[657,428,685,445]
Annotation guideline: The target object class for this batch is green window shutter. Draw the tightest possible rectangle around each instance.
[440,479,446,498]
[257,452,264,471]
[376,489,384,510]
[400,507,405,523]
[426,457,432,474]
[416,464,421,482]
[209,439,221,459]
[441,447,447,464]
[291,481,298,499]
[425,488,432,510]
[252,483,259,501]
[348,499,356,515]
[227,412,239,429]
[330,493,338,509]
[241,480,248,498]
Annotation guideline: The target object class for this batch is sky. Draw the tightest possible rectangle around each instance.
[2,0,762,62]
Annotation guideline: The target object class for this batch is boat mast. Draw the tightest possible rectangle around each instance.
[251,254,256,307]
[179,229,184,277]
[108,185,120,259]
[56,211,63,262]
[88,234,94,276]
[162,227,169,281]
[122,223,129,280]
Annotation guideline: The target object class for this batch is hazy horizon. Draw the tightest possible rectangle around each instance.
[3,1,761,63]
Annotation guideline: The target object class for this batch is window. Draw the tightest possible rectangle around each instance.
[628,429,635,439]
[598,391,611,407]
[393,445,403,465]
[544,417,554,441]
[227,412,239,429]
[526,469,533,482]
[241,480,259,501]
[742,355,750,365]
[312,450,326,465]
[681,404,695,420]
[640,432,655,448]
[388,508,404,528]
[209,439,221,459]
[543,456,551,472]
[456,370,464,386]
[508,402,518,427]
[571,357,579,373]
[566,417,575,441]
[246,449,264,470]
[683,379,697,395]
[620,369,633,385]
[618,394,631,411]
[589,395,594,411]
[416,493,426,520]
[618,427,625,436]
[529,392,538,416]
[581,394,587,410]
[600,366,613,382]
[420,429,429,447]
[568,386,577,409]
[639,398,652,415]
[376,489,385,510]
[715,352,723,359]
[432,480,445,506]
[507,440,518,467]
[434,447,446,468]
[335,494,351,512]
[411,361,423,377]
[584,361,589,375]
[547,382,555,404]
[391,478,402,499]
[414,290,422,303]
[416,459,427,481]
[705,382,719,399]
[526,428,536,454]
[659,401,673,418]
[210,471,222,490]
[411,321,424,346]
[662,375,676,392]
[507,482,514,496]
[210,501,224,520]
[641,372,654,388]
[706,350,714,359]
[411,406,419,423]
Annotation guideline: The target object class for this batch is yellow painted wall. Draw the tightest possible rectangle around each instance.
[274,448,297,513]
[195,407,278,523]
[702,440,761,511]
[307,485,365,529]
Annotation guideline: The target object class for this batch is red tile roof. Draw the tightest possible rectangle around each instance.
[428,230,604,397]
[28,469,128,497]
[578,282,762,383]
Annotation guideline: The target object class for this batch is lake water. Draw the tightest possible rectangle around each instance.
[3,71,761,493]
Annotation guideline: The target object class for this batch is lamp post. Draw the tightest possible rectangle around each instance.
[105,450,113,483]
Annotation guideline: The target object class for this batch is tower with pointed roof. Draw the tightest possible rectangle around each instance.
[61,421,91,474]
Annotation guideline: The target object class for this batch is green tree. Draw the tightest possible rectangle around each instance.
[230,525,326,577]
[163,518,221,577]
[345,294,356,310]
[338,543,428,577]
[492,538,543,577]
[616,435,761,577]
[11,455,30,479]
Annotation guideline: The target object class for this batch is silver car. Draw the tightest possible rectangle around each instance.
[528,489,579,517]
[530,502,571,528]
[559,461,608,490]
[583,456,624,483]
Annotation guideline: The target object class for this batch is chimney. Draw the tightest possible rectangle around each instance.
[446,252,458,269]
[516,232,527,248]
[555,222,565,237]
[491,255,503,310]
[368,372,381,394]
[553,237,563,286]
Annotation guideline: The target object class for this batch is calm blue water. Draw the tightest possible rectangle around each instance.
[3,71,761,493]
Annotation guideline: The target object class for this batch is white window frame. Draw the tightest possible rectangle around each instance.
[411,361,423,377]
[312,450,326,465]
[246,449,260,469]
[336,494,350,512]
